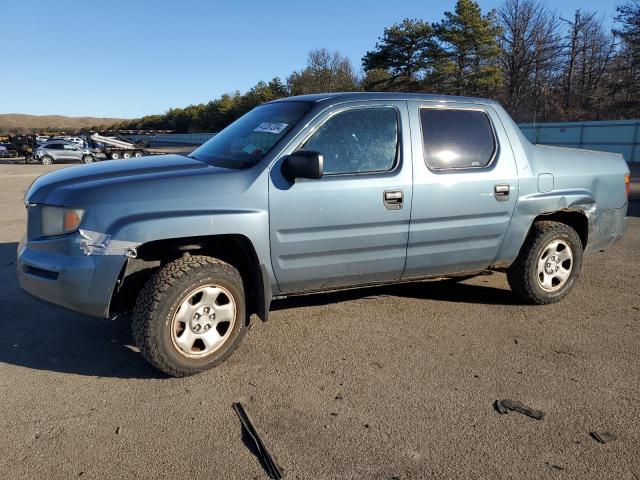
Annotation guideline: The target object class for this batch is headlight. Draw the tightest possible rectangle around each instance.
[42,206,85,236]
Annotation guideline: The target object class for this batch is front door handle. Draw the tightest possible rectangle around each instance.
[494,184,510,201]
[384,190,403,210]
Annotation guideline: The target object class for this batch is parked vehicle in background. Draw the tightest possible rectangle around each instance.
[88,132,147,159]
[52,136,85,147]
[0,142,20,158]
[36,136,50,144]
[33,140,96,165]
[18,92,630,377]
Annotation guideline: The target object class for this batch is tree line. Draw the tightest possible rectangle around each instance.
[114,0,640,132]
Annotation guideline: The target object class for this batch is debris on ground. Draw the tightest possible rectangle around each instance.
[233,402,284,480]
[115,426,121,435]
[589,431,617,444]
[544,461,565,471]
[494,399,544,420]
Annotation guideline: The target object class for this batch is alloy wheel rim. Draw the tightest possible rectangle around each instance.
[536,239,573,292]
[170,284,236,358]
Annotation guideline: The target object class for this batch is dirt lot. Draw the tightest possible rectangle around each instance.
[0,163,639,479]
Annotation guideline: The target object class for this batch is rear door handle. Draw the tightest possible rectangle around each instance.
[384,190,403,210]
[494,184,510,201]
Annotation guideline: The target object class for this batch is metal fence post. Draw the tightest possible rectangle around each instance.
[578,123,584,149]
[631,122,639,164]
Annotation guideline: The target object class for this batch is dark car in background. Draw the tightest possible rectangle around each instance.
[0,142,21,158]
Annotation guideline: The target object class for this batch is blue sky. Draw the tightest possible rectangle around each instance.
[0,0,619,118]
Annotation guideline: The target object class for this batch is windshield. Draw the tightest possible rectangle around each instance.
[190,101,312,167]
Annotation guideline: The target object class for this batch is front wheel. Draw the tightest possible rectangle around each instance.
[132,255,247,377]
[507,221,583,304]
[82,154,95,164]
[40,155,53,165]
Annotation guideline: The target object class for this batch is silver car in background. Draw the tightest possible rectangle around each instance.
[34,141,96,165]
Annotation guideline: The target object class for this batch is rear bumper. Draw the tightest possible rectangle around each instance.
[17,236,126,318]
[585,203,629,253]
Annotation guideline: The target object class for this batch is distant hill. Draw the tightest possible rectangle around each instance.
[0,113,126,133]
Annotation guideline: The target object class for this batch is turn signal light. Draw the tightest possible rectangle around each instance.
[64,209,82,231]
[625,173,631,199]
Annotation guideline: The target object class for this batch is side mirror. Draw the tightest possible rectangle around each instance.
[282,150,323,182]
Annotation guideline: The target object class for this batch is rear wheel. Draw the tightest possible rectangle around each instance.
[133,150,143,157]
[82,154,95,164]
[507,221,583,304]
[40,155,53,165]
[110,152,121,160]
[7,150,18,158]
[132,255,247,377]
[122,151,132,159]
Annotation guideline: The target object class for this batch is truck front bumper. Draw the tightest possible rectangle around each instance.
[17,235,127,318]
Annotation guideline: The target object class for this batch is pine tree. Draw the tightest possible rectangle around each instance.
[362,19,437,91]
[433,0,503,96]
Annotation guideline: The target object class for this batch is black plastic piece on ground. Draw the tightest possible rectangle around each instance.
[233,402,284,479]
[589,431,617,444]
[494,399,544,420]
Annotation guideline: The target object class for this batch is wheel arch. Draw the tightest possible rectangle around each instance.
[530,209,589,249]
[110,234,271,322]
[494,189,596,268]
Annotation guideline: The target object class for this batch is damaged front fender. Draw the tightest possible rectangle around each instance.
[76,229,140,257]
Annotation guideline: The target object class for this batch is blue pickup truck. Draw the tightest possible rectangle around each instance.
[17,93,630,376]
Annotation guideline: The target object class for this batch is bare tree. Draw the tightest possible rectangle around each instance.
[497,0,562,120]
[288,49,360,95]
[613,1,640,106]
[560,11,616,118]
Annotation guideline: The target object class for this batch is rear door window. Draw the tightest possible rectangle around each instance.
[420,109,496,170]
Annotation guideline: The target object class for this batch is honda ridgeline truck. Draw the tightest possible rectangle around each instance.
[17,93,630,376]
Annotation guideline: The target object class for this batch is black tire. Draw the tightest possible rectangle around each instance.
[7,150,18,158]
[133,150,143,157]
[40,155,53,165]
[132,255,247,377]
[82,154,95,164]
[110,152,120,160]
[507,221,583,304]
[122,151,132,159]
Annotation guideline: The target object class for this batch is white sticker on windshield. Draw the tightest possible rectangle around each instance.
[254,122,288,134]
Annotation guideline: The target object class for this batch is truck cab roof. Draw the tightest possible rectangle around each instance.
[270,91,501,107]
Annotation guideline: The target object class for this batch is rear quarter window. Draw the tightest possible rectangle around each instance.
[420,108,496,170]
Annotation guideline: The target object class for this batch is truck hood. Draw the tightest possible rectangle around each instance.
[26,154,211,204]
[24,153,267,240]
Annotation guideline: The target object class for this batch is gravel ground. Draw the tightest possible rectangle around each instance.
[0,163,638,480]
